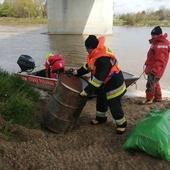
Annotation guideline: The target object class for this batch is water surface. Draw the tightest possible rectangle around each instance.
[0,25,170,97]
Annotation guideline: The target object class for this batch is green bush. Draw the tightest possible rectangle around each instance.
[114,8,170,27]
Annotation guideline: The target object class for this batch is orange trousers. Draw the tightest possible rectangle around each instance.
[145,79,162,101]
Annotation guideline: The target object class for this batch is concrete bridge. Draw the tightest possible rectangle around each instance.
[47,0,114,35]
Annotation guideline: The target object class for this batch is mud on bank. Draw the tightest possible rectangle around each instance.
[1,95,170,170]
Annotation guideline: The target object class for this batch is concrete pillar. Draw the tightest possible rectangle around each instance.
[47,0,114,35]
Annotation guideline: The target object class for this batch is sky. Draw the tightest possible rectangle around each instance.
[114,0,170,14]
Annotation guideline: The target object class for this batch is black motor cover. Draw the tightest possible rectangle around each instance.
[17,54,35,71]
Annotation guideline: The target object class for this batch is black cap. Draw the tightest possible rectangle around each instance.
[151,26,162,35]
[85,35,99,49]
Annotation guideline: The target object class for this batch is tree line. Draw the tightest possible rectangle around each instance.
[114,7,170,26]
[1,1,170,27]
[0,0,47,18]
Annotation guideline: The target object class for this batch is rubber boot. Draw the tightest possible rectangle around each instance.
[91,116,107,125]
[116,121,127,135]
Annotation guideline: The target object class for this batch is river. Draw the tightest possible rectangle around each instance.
[0,24,170,97]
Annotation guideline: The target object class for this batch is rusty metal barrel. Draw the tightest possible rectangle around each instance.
[44,73,89,133]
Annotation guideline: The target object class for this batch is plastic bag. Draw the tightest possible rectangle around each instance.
[123,110,170,161]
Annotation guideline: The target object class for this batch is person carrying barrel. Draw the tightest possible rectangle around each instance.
[73,35,127,135]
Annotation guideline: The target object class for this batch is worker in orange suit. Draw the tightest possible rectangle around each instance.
[45,53,65,78]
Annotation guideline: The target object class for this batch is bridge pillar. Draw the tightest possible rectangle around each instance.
[47,0,114,35]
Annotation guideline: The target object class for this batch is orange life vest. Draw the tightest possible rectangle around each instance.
[86,37,120,84]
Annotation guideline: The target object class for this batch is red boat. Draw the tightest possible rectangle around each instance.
[15,55,139,92]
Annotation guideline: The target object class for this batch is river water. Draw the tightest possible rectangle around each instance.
[0,24,170,97]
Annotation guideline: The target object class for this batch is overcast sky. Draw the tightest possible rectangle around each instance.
[114,0,170,14]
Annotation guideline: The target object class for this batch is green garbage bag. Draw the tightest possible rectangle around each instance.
[123,110,170,161]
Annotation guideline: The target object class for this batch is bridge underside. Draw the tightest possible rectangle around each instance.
[47,0,114,35]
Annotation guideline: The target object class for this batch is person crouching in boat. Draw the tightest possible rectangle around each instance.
[45,53,65,78]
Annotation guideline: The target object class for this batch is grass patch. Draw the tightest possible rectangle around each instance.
[0,143,6,155]
[0,120,17,142]
[0,70,41,129]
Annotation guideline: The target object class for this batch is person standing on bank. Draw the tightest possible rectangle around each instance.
[74,35,127,135]
[142,26,170,104]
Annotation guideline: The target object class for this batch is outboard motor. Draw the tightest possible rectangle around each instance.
[17,54,35,72]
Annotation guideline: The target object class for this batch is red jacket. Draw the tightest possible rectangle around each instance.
[45,54,65,78]
[144,33,170,78]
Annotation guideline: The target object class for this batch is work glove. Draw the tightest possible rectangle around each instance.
[68,68,78,75]
[148,70,156,88]
[80,90,88,96]
[73,69,78,75]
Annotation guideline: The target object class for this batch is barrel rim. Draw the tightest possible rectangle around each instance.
[61,82,80,93]
[59,73,89,93]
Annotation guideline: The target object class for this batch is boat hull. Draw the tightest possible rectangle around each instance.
[15,66,139,92]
